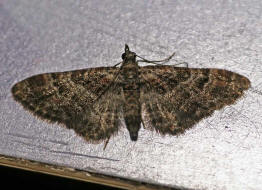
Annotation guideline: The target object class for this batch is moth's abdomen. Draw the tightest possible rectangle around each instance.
[123,89,141,141]
[121,62,142,141]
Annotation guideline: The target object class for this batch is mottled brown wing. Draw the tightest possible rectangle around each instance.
[12,67,124,143]
[140,65,250,136]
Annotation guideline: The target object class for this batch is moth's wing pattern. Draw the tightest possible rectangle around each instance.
[12,67,124,143]
[140,65,250,136]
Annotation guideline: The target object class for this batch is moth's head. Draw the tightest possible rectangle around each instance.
[122,44,136,62]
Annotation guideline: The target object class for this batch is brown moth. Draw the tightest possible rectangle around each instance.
[12,45,250,146]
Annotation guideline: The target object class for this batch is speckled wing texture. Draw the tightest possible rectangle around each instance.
[12,67,123,143]
[140,65,250,136]
[11,44,251,143]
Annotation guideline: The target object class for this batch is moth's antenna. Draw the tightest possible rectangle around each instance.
[137,51,176,65]
[137,51,188,67]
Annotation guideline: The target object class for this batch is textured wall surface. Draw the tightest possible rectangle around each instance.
[1,1,261,189]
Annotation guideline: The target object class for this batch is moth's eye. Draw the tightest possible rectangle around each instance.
[122,53,126,60]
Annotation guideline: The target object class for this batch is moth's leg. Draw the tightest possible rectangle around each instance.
[113,61,122,67]
[141,118,146,129]
[103,137,110,150]
[171,62,188,68]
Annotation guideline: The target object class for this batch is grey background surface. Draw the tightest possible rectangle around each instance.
[0,1,261,190]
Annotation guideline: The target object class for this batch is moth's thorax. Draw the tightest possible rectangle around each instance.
[121,60,140,87]
[122,59,139,68]
[121,54,138,67]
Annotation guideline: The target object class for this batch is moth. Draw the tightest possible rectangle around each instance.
[12,45,250,147]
